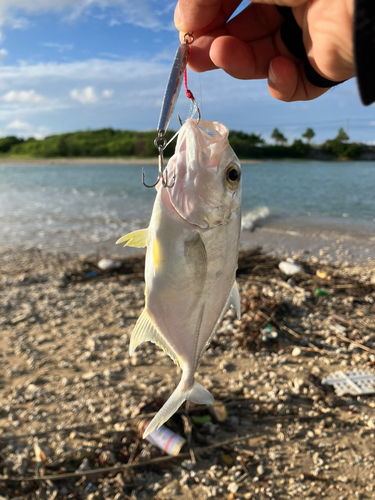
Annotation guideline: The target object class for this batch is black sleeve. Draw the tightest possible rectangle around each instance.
[355,0,375,105]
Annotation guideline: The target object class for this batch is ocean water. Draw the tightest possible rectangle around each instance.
[0,160,375,253]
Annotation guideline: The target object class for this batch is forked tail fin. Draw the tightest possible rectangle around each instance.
[143,378,214,438]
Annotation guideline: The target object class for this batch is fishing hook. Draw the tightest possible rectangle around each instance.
[143,32,195,189]
[142,134,175,188]
[177,103,201,128]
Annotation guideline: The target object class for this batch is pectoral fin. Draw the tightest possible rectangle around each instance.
[130,309,180,366]
[116,228,148,248]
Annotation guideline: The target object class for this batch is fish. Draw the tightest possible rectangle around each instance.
[117,118,242,437]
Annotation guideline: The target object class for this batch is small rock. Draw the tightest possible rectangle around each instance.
[97,258,121,271]
[257,464,265,476]
[279,261,303,276]
[292,347,302,357]
[100,450,116,465]
[227,482,239,494]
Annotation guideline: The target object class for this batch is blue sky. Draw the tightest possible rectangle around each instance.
[0,0,373,144]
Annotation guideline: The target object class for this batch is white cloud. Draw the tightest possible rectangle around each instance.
[43,42,74,52]
[0,58,166,83]
[102,89,113,98]
[2,89,47,104]
[6,119,50,138]
[70,86,98,104]
[0,0,173,39]
[0,48,7,59]
[7,119,30,130]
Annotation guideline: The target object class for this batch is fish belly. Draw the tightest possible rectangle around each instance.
[145,189,241,373]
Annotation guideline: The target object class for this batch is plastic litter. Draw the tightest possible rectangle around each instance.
[262,324,278,341]
[315,289,329,296]
[209,402,227,422]
[84,271,97,277]
[138,419,186,456]
[322,370,375,396]
[191,415,212,425]
[278,261,303,276]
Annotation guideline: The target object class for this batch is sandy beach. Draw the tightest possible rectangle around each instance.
[2,239,375,499]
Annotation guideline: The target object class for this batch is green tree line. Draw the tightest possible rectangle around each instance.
[0,126,364,160]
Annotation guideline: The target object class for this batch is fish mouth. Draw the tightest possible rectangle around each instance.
[163,120,239,229]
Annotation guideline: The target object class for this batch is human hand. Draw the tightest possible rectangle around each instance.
[174,0,355,101]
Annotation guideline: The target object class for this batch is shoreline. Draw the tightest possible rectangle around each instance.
[2,217,375,265]
[0,157,263,166]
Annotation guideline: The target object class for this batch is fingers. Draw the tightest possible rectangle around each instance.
[250,0,307,5]
[175,0,242,34]
[209,36,257,79]
[268,56,328,101]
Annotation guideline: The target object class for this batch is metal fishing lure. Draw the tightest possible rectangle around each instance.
[142,33,194,189]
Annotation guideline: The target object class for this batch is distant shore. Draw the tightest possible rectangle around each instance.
[0,157,263,166]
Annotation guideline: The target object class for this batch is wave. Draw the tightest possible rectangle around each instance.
[241,206,271,231]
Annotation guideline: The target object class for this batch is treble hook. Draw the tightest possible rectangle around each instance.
[142,134,175,188]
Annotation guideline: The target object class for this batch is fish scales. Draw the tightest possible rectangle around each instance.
[117,119,242,437]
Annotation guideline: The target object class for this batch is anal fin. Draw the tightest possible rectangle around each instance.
[116,228,148,248]
[130,309,179,365]
[199,280,241,358]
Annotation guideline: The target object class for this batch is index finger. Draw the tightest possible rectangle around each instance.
[175,0,241,33]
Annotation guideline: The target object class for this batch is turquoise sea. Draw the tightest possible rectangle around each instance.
[0,161,374,253]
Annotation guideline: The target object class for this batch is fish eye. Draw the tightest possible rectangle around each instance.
[226,165,241,186]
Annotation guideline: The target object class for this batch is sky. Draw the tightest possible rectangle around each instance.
[0,0,373,144]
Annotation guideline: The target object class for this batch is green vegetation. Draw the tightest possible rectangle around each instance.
[271,128,288,145]
[7,128,178,159]
[1,126,367,161]
[302,127,315,145]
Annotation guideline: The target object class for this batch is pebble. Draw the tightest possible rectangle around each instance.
[279,261,304,276]
[292,347,302,357]
[227,482,239,494]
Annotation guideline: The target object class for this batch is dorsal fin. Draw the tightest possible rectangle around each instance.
[116,228,148,248]
[130,309,180,366]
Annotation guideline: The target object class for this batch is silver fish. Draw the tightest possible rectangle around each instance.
[117,118,242,437]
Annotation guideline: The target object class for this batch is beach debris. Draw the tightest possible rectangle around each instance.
[262,324,278,341]
[192,414,212,424]
[117,119,242,437]
[97,258,121,271]
[278,261,303,276]
[139,419,186,456]
[3,247,375,500]
[209,402,228,422]
[322,370,375,396]
[315,289,329,296]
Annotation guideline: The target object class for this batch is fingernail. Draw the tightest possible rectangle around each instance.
[268,61,278,84]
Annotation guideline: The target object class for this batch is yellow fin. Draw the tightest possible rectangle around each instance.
[116,228,148,248]
[130,309,180,366]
